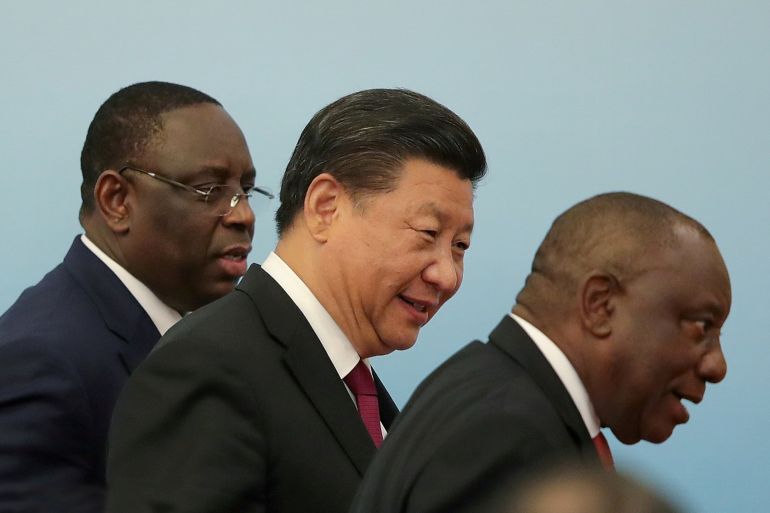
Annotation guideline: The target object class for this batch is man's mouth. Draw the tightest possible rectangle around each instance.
[399,295,428,312]
[673,390,703,405]
[217,245,252,278]
[220,244,251,260]
[671,390,703,423]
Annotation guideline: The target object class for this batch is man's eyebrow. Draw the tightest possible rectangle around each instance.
[687,300,729,322]
[189,166,257,182]
[704,301,729,321]
[415,202,474,233]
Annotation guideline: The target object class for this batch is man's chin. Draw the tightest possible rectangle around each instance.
[381,333,419,354]
[640,425,677,445]
[608,425,645,446]
[187,284,238,311]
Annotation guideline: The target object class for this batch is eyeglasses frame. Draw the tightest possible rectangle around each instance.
[118,165,274,216]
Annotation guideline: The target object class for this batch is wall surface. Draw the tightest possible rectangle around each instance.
[2,2,768,511]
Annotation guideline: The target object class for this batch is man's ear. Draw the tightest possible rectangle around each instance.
[94,170,131,234]
[303,172,345,243]
[579,272,619,338]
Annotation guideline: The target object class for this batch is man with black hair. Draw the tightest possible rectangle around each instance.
[0,81,265,512]
[349,192,731,513]
[107,88,487,513]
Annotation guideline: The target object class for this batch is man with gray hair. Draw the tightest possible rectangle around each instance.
[350,192,731,513]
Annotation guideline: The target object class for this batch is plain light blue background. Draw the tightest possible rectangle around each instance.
[2,2,768,511]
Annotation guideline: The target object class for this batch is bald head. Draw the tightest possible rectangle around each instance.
[514,191,731,445]
[516,192,713,317]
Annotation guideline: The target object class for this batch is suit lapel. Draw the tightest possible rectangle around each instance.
[237,265,378,476]
[63,236,160,374]
[284,339,376,475]
[373,371,399,429]
[115,316,162,373]
[489,316,595,454]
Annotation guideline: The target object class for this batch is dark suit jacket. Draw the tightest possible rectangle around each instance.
[106,264,398,513]
[349,315,601,513]
[0,237,160,513]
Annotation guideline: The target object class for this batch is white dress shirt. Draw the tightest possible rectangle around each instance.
[262,251,386,436]
[81,235,182,336]
[509,313,600,437]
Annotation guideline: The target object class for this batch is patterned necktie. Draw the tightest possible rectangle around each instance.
[592,431,614,470]
[343,360,383,448]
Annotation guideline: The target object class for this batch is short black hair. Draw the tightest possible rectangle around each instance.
[275,88,487,235]
[79,81,221,219]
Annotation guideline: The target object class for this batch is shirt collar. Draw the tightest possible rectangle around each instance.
[262,251,362,378]
[509,313,600,437]
[80,234,182,335]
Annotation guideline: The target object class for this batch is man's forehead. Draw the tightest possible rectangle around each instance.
[145,104,252,170]
[157,104,228,135]
[636,235,731,310]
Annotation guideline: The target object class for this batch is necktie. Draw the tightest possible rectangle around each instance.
[592,431,614,470]
[343,360,383,448]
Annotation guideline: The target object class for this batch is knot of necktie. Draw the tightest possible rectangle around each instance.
[344,360,383,448]
[343,360,378,396]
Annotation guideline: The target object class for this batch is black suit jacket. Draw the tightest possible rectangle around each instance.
[349,315,601,513]
[106,264,398,513]
[0,237,160,513]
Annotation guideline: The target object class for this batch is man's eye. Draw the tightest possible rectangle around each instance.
[690,319,714,339]
[696,319,713,331]
[198,185,228,200]
[454,241,470,251]
[421,229,438,239]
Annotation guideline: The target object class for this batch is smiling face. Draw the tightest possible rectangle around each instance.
[321,158,475,357]
[122,103,257,312]
[595,225,732,444]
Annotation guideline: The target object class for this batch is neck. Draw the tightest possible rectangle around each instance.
[513,301,589,381]
[275,232,374,358]
[82,217,128,269]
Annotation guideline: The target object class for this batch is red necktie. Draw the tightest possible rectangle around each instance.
[344,360,383,448]
[592,431,614,470]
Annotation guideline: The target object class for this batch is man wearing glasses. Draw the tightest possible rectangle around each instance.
[106,88,487,513]
[0,81,270,513]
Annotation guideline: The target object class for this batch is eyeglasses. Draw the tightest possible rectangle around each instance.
[119,166,274,217]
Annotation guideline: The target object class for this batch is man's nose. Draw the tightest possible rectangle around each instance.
[422,249,461,295]
[699,341,727,384]
[222,197,256,231]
